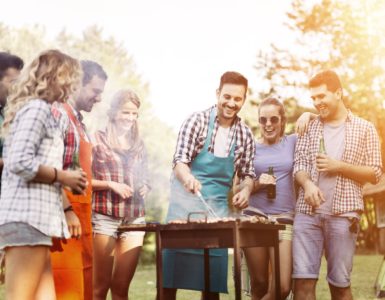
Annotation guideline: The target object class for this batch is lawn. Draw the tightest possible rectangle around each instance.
[128,254,382,300]
[0,255,383,299]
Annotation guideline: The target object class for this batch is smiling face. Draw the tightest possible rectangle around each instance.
[310,84,341,122]
[259,104,283,145]
[74,75,106,112]
[114,101,139,133]
[216,83,246,126]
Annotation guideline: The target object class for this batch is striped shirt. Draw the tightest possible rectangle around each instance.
[294,111,382,215]
[173,106,256,180]
[0,99,70,238]
[91,130,150,218]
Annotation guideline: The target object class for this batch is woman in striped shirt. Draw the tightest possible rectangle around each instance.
[0,49,87,299]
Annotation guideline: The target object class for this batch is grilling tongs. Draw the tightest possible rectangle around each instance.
[196,191,219,219]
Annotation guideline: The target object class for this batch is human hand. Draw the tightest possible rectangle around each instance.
[59,169,87,194]
[295,112,312,135]
[182,175,202,194]
[303,180,325,208]
[258,173,276,187]
[232,188,250,209]
[138,185,150,198]
[109,181,133,199]
[316,154,341,174]
[65,210,82,239]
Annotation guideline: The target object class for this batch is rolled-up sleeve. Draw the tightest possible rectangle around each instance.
[365,123,383,183]
[237,127,256,180]
[172,112,203,168]
[293,130,311,177]
[7,101,49,181]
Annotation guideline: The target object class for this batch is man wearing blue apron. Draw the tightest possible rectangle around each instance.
[163,71,256,300]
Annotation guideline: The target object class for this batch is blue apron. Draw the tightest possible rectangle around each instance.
[163,109,235,293]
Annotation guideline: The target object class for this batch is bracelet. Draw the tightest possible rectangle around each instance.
[64,205,73,213]
[51,168,58,184]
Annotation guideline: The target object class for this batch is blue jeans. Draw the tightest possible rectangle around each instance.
[292,213,358,288]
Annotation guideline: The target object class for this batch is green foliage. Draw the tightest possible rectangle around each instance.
[248,0,385,251]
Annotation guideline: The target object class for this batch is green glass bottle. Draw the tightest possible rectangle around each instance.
[319,135,327,154]
[71,152,82,195]
[267,166,276,200]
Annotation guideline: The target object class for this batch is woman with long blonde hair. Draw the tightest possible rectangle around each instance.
[91,89,150,300]
[0,49,87,299]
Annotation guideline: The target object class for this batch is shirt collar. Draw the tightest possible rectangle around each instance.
[68,102,83,122]
[212,105,241,127]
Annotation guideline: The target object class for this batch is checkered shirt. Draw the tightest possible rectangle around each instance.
[294,111,383,215]
[51,102,80,170]
[91,130,150,218]
[0,99,70,238]
[173,106,256,180]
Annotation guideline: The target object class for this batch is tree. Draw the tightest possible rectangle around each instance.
[249,0,385,250]
[1,24,176,260]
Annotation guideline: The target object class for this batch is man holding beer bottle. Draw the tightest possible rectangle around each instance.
[293,70,382,300]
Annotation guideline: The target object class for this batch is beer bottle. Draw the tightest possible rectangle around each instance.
[266,166,276,200]
[71,152,82,195]
[319,135,327,154]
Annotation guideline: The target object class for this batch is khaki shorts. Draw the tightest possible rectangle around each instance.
[279,224,293,241]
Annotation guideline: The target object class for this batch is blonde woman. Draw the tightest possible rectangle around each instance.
[0,49,87,299]
[91,89,150,300]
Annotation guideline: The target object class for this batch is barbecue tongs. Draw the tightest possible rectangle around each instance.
[196,191,219,218]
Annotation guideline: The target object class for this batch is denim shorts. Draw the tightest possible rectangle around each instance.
[92,212,145,239]
[292,213,358,288]
[0,222,52,250]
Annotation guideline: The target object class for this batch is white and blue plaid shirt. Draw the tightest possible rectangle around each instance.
[0,99,70,239]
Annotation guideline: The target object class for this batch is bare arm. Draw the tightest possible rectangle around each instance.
[232,176,254,209]
[31,165,87,194]
[92,179,133,199]
[295,170,325,208]
[316,154,377,184]
[62,190,81,238]
[295,112,318,135]
[174,162,201,194]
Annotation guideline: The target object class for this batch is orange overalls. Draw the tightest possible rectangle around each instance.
[51,104,93,300]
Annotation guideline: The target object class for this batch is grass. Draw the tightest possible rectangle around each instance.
[0,255,383,299]
[127,254,383,300]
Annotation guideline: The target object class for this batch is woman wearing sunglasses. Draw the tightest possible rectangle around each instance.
[236,97,315,300]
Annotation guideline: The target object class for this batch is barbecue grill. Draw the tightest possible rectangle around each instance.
[118,216,285,300]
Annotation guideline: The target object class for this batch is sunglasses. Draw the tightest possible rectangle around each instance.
[259,116,280,125]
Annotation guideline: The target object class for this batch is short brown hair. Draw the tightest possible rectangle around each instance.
[309,70,342,93]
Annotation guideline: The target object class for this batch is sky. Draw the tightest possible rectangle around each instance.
[0,0,294,130]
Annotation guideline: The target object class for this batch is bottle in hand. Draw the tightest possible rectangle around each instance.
[266,166,276,200]
[71,152,82,195]
[319,135,327,154]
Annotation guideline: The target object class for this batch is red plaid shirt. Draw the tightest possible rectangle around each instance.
[91,130,149,218]
[51,102,79,170]
[294,111,382,215]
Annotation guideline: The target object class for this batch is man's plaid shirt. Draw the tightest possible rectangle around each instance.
[294,111,382,215]
[51,102,80,170]
[173,106,256,180]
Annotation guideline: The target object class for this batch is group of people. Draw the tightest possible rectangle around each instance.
[0,50,150,300]
[0,48,382,300]
[164,70,382,300]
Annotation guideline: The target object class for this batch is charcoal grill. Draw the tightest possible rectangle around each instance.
[118,218,285,300]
